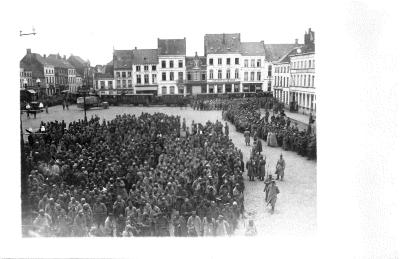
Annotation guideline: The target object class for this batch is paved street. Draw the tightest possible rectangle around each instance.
[22,104,316,235]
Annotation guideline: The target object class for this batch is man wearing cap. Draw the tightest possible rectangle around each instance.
[187,210,202,237]
[215,215,230,236]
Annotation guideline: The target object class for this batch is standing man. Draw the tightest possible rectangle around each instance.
[244,129,250,146]
[265,180,280,214]
[224,122,229,137]
[275,154,286,181]
[263,175,273,201]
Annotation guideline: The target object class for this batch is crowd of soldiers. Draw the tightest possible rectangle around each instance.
[22,112,247,237]
[223,98,317,160]
[191,98,228,111]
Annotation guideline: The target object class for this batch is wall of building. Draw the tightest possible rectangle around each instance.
[206,53,241,93]
[289,53,316,114]
[157,56,186,95]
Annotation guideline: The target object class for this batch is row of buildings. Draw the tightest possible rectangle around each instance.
[20,51,92,96]
[19,28,315,114]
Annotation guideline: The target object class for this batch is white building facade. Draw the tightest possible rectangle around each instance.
[240,42,266,92]
[132,48,159,95]
[204,34,242,93]
[289,51,315,113]
[157,38,186,95]
[273,59,291,106]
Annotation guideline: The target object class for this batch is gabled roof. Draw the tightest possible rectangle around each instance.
[113,50,133,70]
[132,49,158,64]
[185,53,207,70]
[158,38,186,55]
[204,33,241,55]
[240,42,265,56]
[46,54,74,69]
[264,44,302,62]
[69,55,89,65]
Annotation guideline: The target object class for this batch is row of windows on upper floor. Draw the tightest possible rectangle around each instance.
[275,66,290,74]
[291,59,315,70]
[209,58,240,66]
[274,74,315,88]
[161,60,184,69]
[208,69,262,80]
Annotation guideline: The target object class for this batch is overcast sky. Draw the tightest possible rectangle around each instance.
[16,0,316,65]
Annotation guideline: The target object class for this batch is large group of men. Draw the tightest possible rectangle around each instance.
[22,112,246,237]
[222,98,317,160]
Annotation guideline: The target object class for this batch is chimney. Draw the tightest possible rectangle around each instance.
[27,49,31,54]
[43,54,46,59]
[64,55,66,60]
[135,46,137,50]
[295,39,299,44]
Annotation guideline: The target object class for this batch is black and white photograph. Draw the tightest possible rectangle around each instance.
[1,0,399,258]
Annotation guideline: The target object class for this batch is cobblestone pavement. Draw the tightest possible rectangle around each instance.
[21,105,316,236]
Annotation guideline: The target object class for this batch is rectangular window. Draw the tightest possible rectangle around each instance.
[209,70,213,79]
[194,72,200,81]
[257,72,261,81]
[209,58,213,65]
[235,69,239,79]
[162,72,166,81]
[178,72,183,80]
[144,65,149,71]
[226,69,230,79]
[234,84,239,92]
[152,74,157,84]
[122,72,126,78]
[244,72,248,81]
[218,70,222,79]
[244,60,248,67]
[257,59,261,67]
[122,80,126,88]
[169,60,174,68]
[235,58,239,65]
[136,66,141,72]
[136,75,141,84]
[251,59,255,67]
[152,65,156,71]
[217,85,223,93]
[187,72,191,81]
[128,72,132,77]
[116,72,120,78]
[268,65,272,77]
[178,60,183,68]
[170,72,174,81]
[227,58,231,65]
[161,61,166,68]
[201,73,206,81]
[218,58,222,65]
[108,81,113,88]
[250,72,255,81]
[117,80,121,87]
[101,81,105,89]
[144,74,149,84]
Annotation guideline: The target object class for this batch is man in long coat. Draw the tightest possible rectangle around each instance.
[259,156,266,181]
[265,181,280,214]
[275,154,286,181]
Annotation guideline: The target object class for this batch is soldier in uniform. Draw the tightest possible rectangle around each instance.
[244,129,251,146]
[275,154,286,181]
[265,180,280,214]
